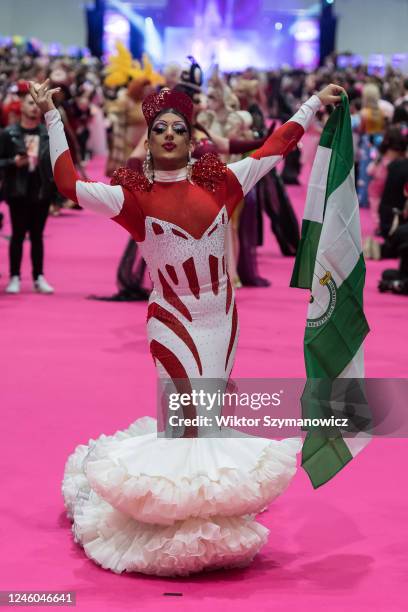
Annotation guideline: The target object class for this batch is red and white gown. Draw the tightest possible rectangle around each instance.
[46,95,321,576]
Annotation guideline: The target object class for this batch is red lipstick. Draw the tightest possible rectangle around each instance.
[162,143,176,151]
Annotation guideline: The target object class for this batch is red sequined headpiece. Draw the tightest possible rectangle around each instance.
[142,88,194,128]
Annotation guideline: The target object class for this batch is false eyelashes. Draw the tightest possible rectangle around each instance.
[151,122,188,135]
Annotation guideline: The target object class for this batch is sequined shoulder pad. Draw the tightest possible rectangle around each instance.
[110,167,153,192]
[192,153,227,192]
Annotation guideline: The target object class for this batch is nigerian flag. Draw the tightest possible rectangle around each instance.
[291,93,370,488]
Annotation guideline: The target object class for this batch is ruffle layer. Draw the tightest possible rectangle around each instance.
[82,423,301,525]
[62,417,300,575]
[62,417,156,519]
[62,443,92,520]
[72,488,268,577]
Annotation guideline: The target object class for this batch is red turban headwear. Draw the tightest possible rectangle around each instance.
[142,88,193,129]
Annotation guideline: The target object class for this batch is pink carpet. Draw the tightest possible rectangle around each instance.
[0,155,406,611]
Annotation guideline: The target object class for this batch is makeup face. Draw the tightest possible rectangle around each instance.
[207,89,223,112]
[146,111,192,170]
[193,92,207,115]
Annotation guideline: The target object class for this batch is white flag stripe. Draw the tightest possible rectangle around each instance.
[307,168,362,321]
[340,346,371,459]
[302,145,332,223]
[344,431,371,457]
[316,169,362,283]
[339,345,364,378]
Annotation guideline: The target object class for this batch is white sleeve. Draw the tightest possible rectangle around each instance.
[290,95,322,130]
[44,109,124,217]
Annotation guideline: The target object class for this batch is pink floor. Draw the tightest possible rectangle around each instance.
[1,155,407,611]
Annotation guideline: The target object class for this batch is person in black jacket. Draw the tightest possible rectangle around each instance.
[0,88,56,294]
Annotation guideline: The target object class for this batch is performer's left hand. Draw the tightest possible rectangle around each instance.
[28,79,61,114]
[316,83,347,106]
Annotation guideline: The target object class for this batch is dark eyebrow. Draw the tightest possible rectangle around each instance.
[152,119,187,127]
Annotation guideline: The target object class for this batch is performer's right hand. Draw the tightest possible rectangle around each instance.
[28,79,61,114]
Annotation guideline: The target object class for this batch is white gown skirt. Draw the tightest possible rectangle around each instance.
[62,416,301,576]
[62,263,300,576]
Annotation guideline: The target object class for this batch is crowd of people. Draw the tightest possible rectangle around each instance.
[0,35,405,579]
[1,39,408,295]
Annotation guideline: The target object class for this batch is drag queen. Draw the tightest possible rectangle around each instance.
[29,80,343,576]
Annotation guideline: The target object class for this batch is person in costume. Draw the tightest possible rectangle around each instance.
[29,78,343,576]
[100,57,273,302]
[198,66,247,287]
[104,43,165,177]
[232,73,301,270]
[174,58,273,167]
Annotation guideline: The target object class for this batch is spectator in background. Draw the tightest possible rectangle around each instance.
[357,83,387,207]
[395,78,408,107]
[364,126,408,260]
[392,99,408,131]
[378,131,408,239]
[0,86,56,294]
[367,126,407,233]
[1,99,21,126]
[64,87,92,161]
[276,75,302,185]
[162,62,182,90]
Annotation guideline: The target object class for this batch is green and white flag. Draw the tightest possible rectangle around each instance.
[291,94,370,487]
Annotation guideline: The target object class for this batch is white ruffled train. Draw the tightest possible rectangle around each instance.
[62,417,301,576]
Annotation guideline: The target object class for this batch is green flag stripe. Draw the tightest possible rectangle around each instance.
[304,255,369,378]
[290,220,322,289]
[318,106,338,148]
[302,434,353,488]
[323,94,354,209]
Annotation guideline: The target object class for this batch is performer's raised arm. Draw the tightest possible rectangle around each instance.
[226,83,346,204]
[29,80,129,220]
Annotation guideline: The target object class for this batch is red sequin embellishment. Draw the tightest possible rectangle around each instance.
[148,303,202,375]
[226,274,232,314]
[172,228,189,240]
[152,222,164,235]
[225,302,238,371]
[110,167,152,192]
[158,269,192,322]
[191,153,227,192]
[142,88,193,128]
[209,255,219,295]
[166,264,178,284]
[183,257,200,299]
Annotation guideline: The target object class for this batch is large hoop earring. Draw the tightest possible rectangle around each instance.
[143,150,154,184]
[186,150,194,184]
